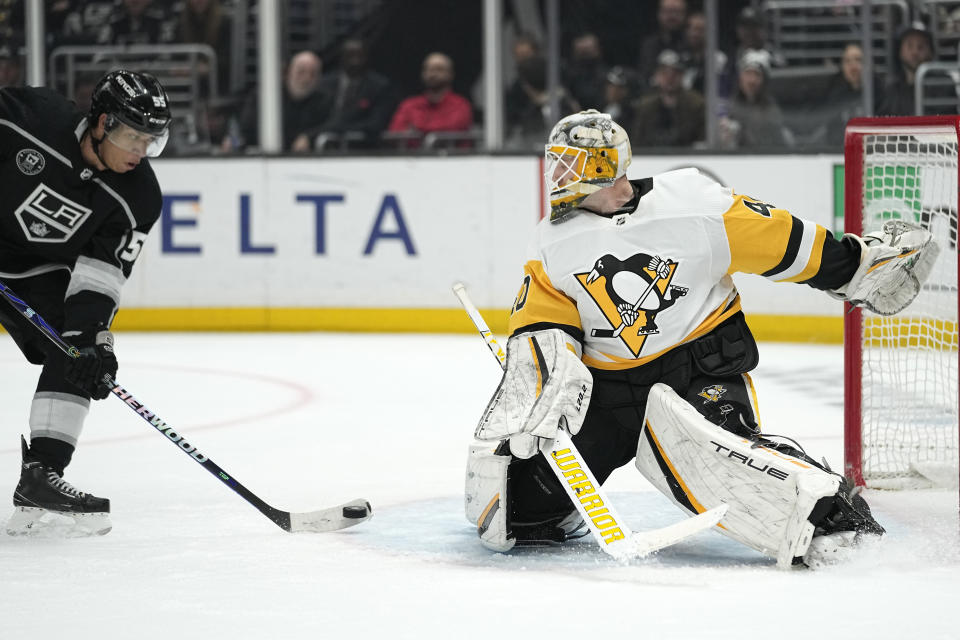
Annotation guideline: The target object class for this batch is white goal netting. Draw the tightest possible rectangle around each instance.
[855,128,959,489]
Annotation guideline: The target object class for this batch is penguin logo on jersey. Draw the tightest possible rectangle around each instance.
[16,149,45,176]
[575,252,688,357]
[698,384,727,402]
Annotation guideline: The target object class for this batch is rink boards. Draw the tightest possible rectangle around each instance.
[115,154,847,341]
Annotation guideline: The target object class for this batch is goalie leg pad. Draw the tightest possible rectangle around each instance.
[465,443,515,552]
[465,443,592,551]
[636,383,841,568]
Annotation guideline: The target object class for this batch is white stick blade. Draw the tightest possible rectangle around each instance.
[287,499,373,533]
[615,504,728,560]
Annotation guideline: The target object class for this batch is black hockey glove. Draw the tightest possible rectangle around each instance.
[63,326,118,400]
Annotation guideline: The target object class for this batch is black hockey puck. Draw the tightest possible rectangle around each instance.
[343,504,370,519]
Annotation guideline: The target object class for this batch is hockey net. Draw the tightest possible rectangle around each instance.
[844,116,960,491]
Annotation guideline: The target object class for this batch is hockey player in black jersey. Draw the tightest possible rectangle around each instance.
[0,70,171,536]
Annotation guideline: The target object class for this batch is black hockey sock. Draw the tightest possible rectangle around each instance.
[27,437,75,476]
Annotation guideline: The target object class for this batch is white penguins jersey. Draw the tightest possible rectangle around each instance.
[508,168,845,371]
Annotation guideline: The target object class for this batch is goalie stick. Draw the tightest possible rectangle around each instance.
[0,279,372,534]
[452,282,726,560]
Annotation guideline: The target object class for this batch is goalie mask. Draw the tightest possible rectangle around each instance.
[544,110,632,222]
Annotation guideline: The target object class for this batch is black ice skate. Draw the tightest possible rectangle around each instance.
[803,477,884,568]
[6,436,111,537]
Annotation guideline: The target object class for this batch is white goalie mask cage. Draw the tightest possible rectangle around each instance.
[544,110,632,221]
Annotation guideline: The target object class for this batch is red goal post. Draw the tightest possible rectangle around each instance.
[843,116,960,492]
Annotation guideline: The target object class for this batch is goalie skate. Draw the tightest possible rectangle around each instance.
[6,436,111,537]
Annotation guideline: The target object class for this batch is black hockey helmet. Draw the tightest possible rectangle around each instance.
[88,70,171,156]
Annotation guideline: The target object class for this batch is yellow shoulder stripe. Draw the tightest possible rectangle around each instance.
[508,260,582,335]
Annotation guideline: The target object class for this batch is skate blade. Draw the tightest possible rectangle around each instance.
[803,531,870,569]
[6,506,112,538]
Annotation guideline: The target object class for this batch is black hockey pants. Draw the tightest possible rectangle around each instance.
[0,269,89,399]
[508,312,762,530]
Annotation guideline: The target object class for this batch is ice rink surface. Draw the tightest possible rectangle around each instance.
[0,333,957,640]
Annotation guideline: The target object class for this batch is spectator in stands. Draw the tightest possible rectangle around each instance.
[877,23,951,116]
[819,43,876,145]
[175,0,232,96]
[722,50,792,149]
[387,52,473,147]
[631,49,705,148]
[505,55,579,151]
[0,0,21,45]
[680,10,732,98]
[312,38,394,150]
[732,7,785,71]
[99,0,174,46]
[71,72,101,114]
[0,40,21,89]
[564,33,608,110]
[503,32,541,116]
[602,66,636,126]
[512,32,541,67]
[224,50,326,153]
[53,1,115,46]
[637,0,687,92]
[45,0,73,42]
[199,95,235,154]
[283,51,328,152]
[472,30,540,120]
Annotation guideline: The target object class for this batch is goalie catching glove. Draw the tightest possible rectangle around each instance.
[830,220,939,315]
[475,328,593,459]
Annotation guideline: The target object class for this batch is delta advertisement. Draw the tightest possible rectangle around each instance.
[119,154,847,338]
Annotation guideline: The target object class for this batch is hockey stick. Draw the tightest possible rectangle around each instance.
[590,260,672,339]
[452,282,726,560]
[0,278,372,533]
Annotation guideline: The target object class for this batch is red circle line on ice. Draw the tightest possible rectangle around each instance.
[0,361,315,454]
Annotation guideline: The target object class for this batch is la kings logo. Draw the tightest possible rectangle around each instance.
[575,252,689,357]
[15,184,93,243]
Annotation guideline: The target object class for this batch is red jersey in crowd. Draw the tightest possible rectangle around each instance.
[388,90,473,137]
